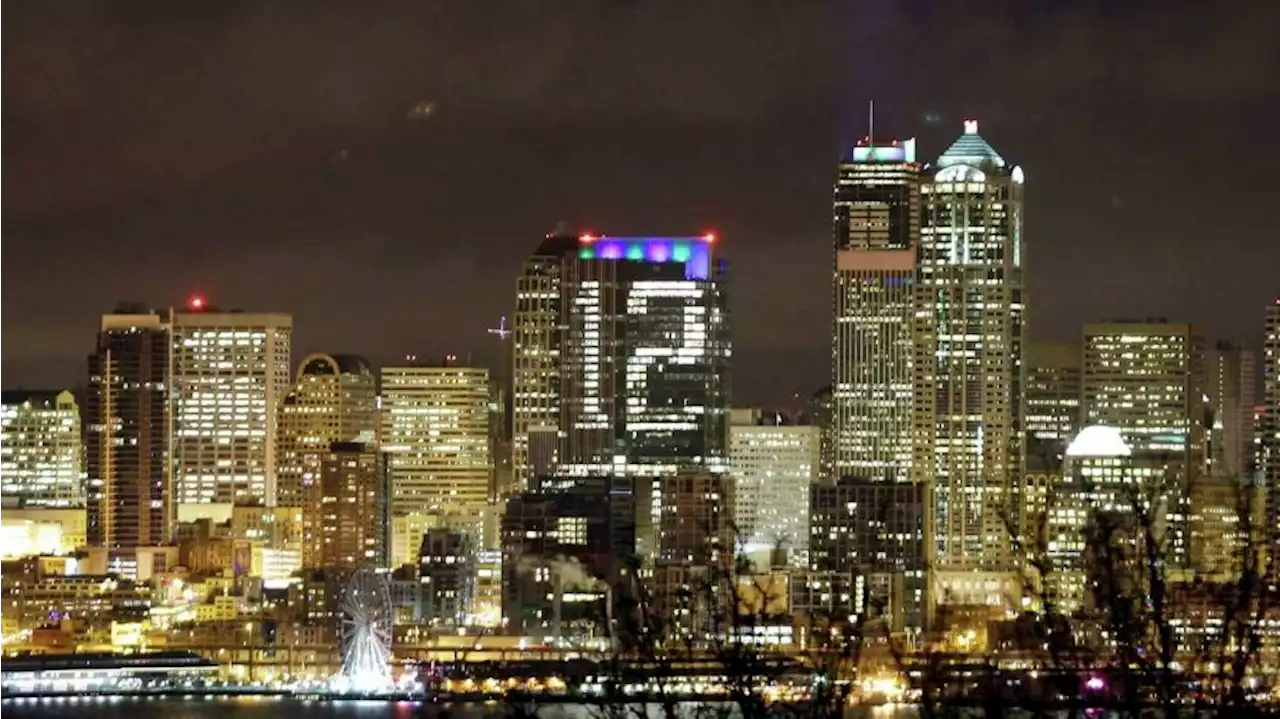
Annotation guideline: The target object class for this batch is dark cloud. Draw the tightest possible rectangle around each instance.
[4,0,1279,402]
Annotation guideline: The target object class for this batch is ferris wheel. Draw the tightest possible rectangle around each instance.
[337,564,394,692]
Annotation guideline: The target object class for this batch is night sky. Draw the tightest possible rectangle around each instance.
[5,1,1279,404]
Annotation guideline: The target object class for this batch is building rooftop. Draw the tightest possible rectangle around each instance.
[0,389,71,407]
[532,233,581,258]
[841,138,917,164]
[936,120,1006,169]
[299,353,373,377]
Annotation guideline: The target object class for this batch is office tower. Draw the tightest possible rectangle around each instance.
[809,478,927,635]
[86,309,171,550]
[1081,321,1207,565]
[1,390,83,508]
[512,233,579,490]
[559,234,731,477]
[315,442,388,570]
[170,304,292,513]
[277,354,378,510]
[500,476,635,639]
[381,360,492,529]
[831,136,920,482]
[728,410,820,567]
[1204,342,1257,479]
[916,120,1027,594]
[1024,341,1082,452]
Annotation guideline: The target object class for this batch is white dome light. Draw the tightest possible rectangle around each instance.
[1065,425,1131,458]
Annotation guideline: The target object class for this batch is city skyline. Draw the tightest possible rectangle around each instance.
[4,3,1280,708]
[4,2,1279,405]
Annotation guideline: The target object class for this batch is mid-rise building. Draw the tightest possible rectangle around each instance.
[1,390,83,508]
[417,529,477,627]
[830,136,920,482]
[500,476,636,639]
[809,478,927,635]
[654,471,734,568]
[381,360,492,529]
[85,308,171,550]
[314,442,388,570]
[170,303,292,513]
[1081,321,1207,565]
[1205,341,1257,480]
[648,470,736,640]
[916,120,1027,594]
[728,410,819,567]
[1025,341,1082,451]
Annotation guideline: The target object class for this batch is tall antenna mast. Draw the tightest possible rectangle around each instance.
[868,99,875,146]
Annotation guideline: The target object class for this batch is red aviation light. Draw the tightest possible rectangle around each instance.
[188,295,206,310]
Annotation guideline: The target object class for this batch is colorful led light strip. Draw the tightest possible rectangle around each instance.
[577,236,714,280]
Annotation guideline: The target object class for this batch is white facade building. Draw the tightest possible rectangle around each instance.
[1,390,83,509]
[171,307,292,514]
[729,412,820,568]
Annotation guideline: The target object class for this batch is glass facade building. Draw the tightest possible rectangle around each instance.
[831,138,920,483]
[557,235,731,478]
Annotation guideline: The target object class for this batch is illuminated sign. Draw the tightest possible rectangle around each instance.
[577,236,715,280]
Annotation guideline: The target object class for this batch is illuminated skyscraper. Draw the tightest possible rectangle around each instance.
[1025,341,1082,450]
[512,233,578,490]
[831,137,920,482]
[916,120,1027,597]
[170,305,292,514]
[1,390,83,509]
[1204,341,1257,479]
[1081,320,1207,564]
[85,308,171,549]
[277,353,378,510]
[558,234,730,477]
[381,360,492,527]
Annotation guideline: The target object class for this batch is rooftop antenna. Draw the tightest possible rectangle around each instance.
[868,99,875,146]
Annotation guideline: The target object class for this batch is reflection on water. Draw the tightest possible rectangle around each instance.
[2,697,929,719]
